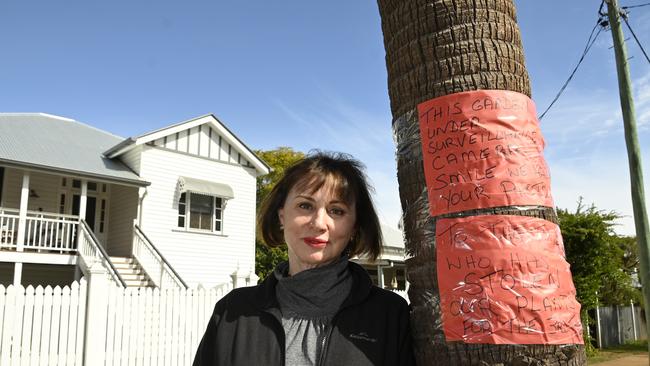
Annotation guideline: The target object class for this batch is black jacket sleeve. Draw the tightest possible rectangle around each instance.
[193,301,222,366]
[398,302,416,366]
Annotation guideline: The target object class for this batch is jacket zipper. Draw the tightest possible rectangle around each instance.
[316,315,337,366]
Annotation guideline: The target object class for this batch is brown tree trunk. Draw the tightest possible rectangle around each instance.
[376,0,587,365]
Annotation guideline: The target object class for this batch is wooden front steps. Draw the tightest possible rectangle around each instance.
[109,256,154,288]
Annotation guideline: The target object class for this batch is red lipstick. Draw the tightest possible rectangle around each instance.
[303,237,327,248]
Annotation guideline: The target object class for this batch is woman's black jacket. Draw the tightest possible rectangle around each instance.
[193,262,415,366]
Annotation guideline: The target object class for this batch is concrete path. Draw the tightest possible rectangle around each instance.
[593,354,648,366]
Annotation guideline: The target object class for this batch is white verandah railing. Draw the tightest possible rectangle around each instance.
[0,209,78,251]
[0,209,19,247]
[133,224,188,290]
[77,220,126,288]
[1,207,183,290]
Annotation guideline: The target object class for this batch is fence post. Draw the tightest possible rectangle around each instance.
[595,304,602,348]
[231,265,249,288]
[247,267,259,286]
[83,262,110,364]
[631,300,638,341]
[616,305,622,345]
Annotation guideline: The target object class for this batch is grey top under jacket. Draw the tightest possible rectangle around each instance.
[274,257,353,366]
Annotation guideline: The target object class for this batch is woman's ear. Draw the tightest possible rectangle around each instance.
[278,208,285,227]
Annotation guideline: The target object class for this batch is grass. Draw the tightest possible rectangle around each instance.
[589,340,648,364]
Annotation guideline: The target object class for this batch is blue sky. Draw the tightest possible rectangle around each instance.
[1,1,649,235]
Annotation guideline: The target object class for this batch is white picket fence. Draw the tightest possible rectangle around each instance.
[103,284,229,366]
[0,282,86,365]
[0,279,232,365]
[391,289,409,303]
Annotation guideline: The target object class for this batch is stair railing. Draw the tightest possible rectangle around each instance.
[78,220,126,288]
[132,224,188,289]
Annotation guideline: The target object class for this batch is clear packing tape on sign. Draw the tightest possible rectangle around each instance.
[417,90,553,216]
[392,90,583,345]
[436,215,583,344]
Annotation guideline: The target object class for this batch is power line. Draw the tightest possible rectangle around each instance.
[622,2,650,9]
[538,16,606,120]
[622,15,650,65]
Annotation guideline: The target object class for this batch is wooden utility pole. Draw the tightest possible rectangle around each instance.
[606,0,650,353]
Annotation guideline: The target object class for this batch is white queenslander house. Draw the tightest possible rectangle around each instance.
[0,113,270,290]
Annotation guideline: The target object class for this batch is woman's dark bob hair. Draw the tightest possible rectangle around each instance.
[258,151,383,261]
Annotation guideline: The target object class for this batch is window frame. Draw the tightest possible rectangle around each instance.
[177,192,226,234]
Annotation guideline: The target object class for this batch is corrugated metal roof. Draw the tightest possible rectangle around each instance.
[380,222,405,249]
[0,113,146,186]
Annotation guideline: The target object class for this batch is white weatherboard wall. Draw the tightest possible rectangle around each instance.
[106,184,138,257]
[1,169,60,213]
[138,145,257,288]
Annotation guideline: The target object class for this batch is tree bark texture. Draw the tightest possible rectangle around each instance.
[376,1,587,365]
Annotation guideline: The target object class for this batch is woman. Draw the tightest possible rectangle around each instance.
[193,152,414,366]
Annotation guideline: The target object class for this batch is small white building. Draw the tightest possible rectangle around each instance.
[0,113,269,289]
[353,222,409,292]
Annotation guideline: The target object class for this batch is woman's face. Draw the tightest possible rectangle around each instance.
[278,180,357,275]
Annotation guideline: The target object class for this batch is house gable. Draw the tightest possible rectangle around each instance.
[149,123,254,169]
[105,114,270,176]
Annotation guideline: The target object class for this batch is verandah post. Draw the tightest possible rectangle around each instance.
[14,172,30,286]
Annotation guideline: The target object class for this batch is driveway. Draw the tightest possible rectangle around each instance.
[592,354,648,366]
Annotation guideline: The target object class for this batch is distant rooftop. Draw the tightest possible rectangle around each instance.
[381,222,405,249]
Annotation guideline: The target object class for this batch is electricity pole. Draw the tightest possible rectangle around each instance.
[605,0,650,353]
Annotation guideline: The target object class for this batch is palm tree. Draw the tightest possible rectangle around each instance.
[376,0,587,364]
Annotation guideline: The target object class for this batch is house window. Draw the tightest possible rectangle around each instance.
[59,194,66,214]
[189,194,213,231]
[214,197,223,232]
[178,193,186,228]
[177,192,225,233]
[71,179,99,191]
[99,199,106,233]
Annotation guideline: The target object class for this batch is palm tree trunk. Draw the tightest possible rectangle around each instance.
[376,0,587,364]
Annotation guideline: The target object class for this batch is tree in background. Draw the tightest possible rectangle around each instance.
[559,201,641,310]
[254,147,305,279]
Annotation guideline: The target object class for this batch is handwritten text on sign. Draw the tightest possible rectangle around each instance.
[436,215,583,344]
[417,90,554,216]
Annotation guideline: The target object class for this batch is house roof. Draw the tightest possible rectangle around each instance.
[381,222,405,250]
[104,114,271,176]
[0,113,147,186]
[353,222,406,265]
